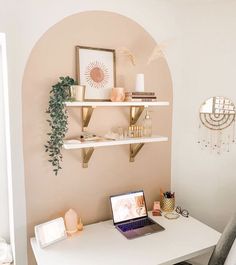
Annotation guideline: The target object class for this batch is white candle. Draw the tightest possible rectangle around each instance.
[135,74,144,92]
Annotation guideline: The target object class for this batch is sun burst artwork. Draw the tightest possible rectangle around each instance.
[85,61,109,89]
[76,46,115,100]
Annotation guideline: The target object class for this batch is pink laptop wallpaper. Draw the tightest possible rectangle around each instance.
[111,191,147,223]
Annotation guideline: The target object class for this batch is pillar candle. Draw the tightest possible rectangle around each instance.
[135,74,144,92]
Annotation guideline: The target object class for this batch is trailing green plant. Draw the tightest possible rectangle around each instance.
[45,76,77,175]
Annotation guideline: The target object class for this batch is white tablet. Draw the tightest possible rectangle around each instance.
[35,217,67,248]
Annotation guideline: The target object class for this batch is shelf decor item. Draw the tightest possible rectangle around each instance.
[45,76,77,175]
[69,85,85,101]
[76,46,116,101]
[143,110,152,137]
[110,87,125,102]
[116,47,136,66]
[198,96,236,154]
[135,73,144,92]
[124,91,157,102]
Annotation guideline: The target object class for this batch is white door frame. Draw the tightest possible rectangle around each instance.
[0,32,28,265]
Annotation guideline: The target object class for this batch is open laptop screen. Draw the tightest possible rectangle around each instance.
[110,191,147,224]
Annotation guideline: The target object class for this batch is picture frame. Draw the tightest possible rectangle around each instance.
[34,217,67,248]
[76,45,116,101]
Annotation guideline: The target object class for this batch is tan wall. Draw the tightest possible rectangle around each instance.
[22,11,172,264]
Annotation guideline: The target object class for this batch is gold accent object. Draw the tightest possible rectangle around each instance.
[198,96,236,154]
[164,213,179,220]
[77,218,83,231]
[82,147,94,168]
[82,106,95,131]
[199,96,235,130]
[69,85,85,101]
[160,197,175,212]
[130,143,144,162]
[130,106,145,125]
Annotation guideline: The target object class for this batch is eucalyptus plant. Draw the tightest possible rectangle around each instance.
[45,76,76,175]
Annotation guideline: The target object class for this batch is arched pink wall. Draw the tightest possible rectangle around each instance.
[22,11,172,264]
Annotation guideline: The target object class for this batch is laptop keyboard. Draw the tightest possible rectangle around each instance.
[117,218,155,232]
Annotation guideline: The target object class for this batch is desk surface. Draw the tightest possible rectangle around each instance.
[31,213,221,265]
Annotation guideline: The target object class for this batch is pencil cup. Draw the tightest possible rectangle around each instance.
[160,197,175,212]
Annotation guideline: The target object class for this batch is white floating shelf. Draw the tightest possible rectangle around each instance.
[63,135,168,150]
[65,101,169,107]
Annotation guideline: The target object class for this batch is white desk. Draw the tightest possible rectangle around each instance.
[31,213,221,265]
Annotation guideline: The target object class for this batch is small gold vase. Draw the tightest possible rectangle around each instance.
[69,85,85,101]
[160,197,175,212]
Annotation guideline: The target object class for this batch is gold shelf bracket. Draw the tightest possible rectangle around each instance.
[82,147,95,168]
[130,106,145,125]
[130,143,145,162]
[82,106,95,131]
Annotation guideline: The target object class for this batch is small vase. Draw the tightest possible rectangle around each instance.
[69,85,85,101]
[110,87,125,102]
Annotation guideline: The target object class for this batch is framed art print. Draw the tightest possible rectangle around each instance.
[76,46,116,101]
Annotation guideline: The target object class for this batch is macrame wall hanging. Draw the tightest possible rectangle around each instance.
[198,96,236,154]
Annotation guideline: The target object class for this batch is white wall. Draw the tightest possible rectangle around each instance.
[171,0,236,232]
[0,36,10,241]
[1,0,236,264]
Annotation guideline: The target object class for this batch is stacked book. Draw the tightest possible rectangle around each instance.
[125,92,157,102]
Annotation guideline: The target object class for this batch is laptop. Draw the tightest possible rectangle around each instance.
[110,190,165,239]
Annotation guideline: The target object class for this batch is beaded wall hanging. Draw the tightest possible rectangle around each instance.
[198,96,235,154]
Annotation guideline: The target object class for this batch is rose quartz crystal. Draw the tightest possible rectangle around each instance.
[64,209,78,234]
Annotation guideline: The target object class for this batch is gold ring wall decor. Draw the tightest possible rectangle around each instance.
[198,96,235,154]
[199,97,235,130]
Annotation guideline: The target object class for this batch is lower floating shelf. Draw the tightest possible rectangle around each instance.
[63,135,168,168]
[63,135,168,149]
